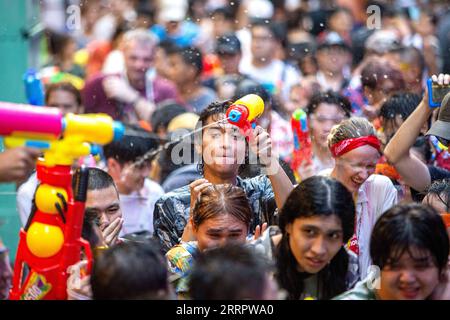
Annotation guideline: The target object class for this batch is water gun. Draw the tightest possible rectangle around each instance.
[226,94,264,138]
[290,109,312,181]
[427,77,450,108]
[23,69,45,106]
[0,101,124,300]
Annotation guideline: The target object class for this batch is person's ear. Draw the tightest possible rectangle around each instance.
[285,223,292,235]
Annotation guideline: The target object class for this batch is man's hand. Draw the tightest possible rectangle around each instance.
[423,73,450,107]
[102,76,140,104]
[189,178,212,214]
[102,217,123,247]
[249,125,279,175]
[252,222,268,241]
[0,147,41,183]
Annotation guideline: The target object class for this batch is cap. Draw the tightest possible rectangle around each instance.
[426,92,450,141]
[215,33,241,55]
[317,32,351,51]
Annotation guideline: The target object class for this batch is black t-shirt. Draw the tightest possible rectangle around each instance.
[411,165,450,201]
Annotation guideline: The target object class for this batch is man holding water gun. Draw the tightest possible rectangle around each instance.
[153,95,294,253]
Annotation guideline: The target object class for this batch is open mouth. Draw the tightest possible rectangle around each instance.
[399,287,420,299]
[306,257,326,269]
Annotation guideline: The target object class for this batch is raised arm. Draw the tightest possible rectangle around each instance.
[384,74,449,192]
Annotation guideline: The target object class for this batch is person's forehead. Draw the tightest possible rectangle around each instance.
[340,145,380,162]
[201,214,247,228]
[314,102,345,114]
[86,186,119,207]
[125,42,154,57]
[294,215,343,231]
[205,114,236,130]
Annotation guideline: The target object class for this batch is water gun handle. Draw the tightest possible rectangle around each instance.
[23,69,45,106]
[428,78,439,108]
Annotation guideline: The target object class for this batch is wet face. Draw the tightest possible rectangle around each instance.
[309,103,347,149]
[251,26,277,62]
[85,186,122,232]
[47,89,81,115]
[124,41,154,86]
[194,214,248,252]
[200,114,246,179]
[333,145,380,194]
[286,215,344,274]
[377,248,441,300]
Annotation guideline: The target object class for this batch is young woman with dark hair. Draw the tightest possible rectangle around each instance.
[165,184,254,298]
[336,203,450,300]
[252,175,358,300]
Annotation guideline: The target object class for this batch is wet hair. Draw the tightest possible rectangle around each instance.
[192,184,252,230]
[306,90,352,117]
[370,203,449,274]
[45,82,82,106]
[91,240,171,299]
[379,92,421,121]
[425,179,450,212]
[194,100,234,174]
[189,244,271,300]
[103,125,159,165]
[360,58,405,91]
[276,176,355,300]
[327,117,377,148]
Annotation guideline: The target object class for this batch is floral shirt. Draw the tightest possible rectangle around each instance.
[153,175,277,253]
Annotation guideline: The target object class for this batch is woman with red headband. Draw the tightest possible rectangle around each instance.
[326,117,398,280]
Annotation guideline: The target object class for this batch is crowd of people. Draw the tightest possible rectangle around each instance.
[0,0,450,300]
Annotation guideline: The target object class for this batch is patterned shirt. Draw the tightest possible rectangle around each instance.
[166,241,199,297]
[153,175,277,253]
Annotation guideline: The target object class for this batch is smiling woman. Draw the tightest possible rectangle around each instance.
[326,117,398,279]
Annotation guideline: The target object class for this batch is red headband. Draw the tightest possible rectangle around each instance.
[330,135,381,158]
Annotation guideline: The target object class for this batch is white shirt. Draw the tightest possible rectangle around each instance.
[319,171,398,279]
[239,59,301,102]
[119,178,165,237]
[16,172,38,227]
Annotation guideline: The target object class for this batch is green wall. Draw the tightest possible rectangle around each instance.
[0,1,37,260]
